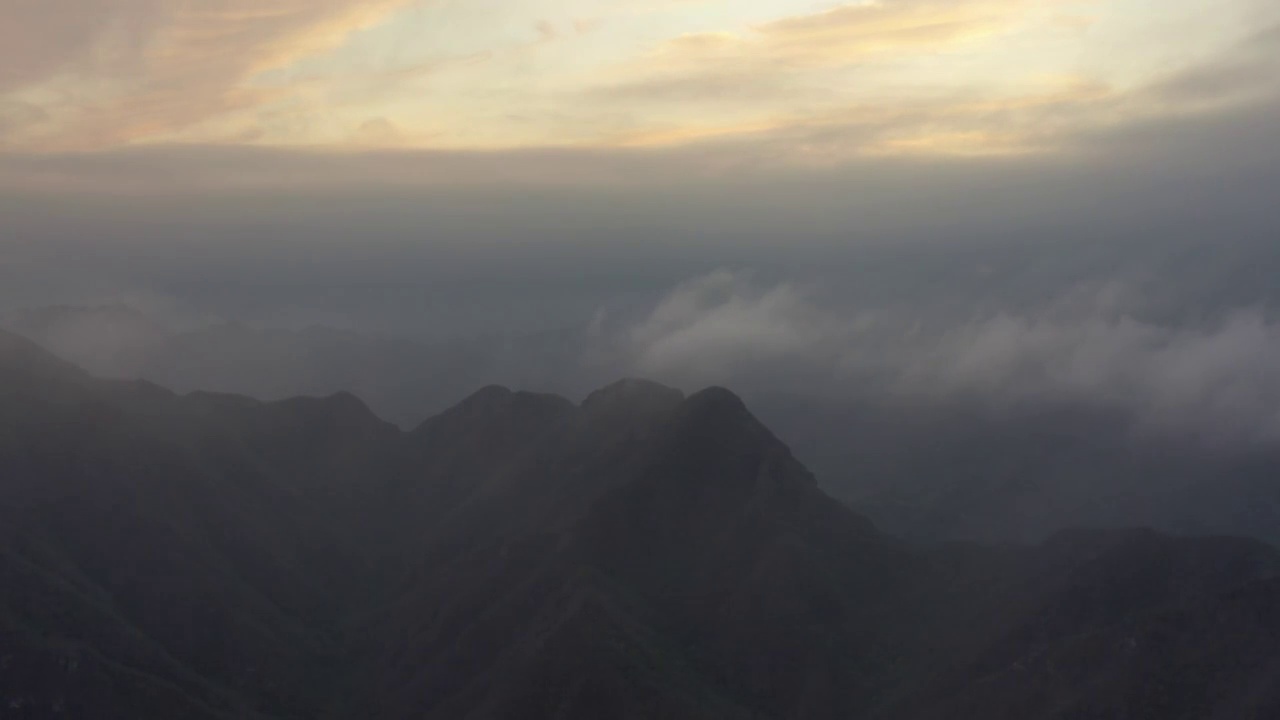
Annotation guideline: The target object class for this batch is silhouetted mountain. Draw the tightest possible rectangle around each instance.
[1,305,169,383]
[0,328,93,397]
[2,328,1279,719]
[887,530,1280,720]
[1,305,604,429]
[11,305,1280,550]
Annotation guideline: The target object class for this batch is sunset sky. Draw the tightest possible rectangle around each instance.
[4,0,1276,159]
[2,0,1278,334]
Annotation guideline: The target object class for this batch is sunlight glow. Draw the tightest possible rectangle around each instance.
[1,0,1273,159]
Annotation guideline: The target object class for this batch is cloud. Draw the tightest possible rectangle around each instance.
[897,303,1280,440]
[0,100,49,138]
[0,0,414,150]
[622,270,847,383]
[0,0,149,94]
[610,270,1280,443]
[2,0,1274,157]
[581,0,1280,157]
[588,0,1043,113]
[352,117,407,147]
[1138,22,1280,114]
[649,0,1026,73]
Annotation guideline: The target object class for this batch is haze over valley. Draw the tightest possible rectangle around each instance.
[3,0,1280,716]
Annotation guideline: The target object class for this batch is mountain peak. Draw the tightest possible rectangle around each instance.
[670,386,770,442]
[644,384,821,500]
[581,378,685,415]
[0,327,91,393]
[448,384,575,416]
[415,384,575,436]
[277,391,390,427]
[681,385,749,416]
[0,326,48,358]
[462,384,515,404]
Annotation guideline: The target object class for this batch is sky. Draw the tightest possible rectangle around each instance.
[6,0,1280,549]
[3,0,1277,157]
[1,0,1279,397]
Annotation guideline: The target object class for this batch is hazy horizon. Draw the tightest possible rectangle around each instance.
[4,0,1280,457]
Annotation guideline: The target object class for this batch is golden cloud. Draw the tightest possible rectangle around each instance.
[0,0,414,150]
[581,0,1047,121]
[577,0,1279,161]
[601,75,1117,160]
[650,0,1030,72]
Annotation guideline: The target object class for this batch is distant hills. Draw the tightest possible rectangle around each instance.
[7,304,1280,549]
[2,326,1280,718]
[0,305,601,429]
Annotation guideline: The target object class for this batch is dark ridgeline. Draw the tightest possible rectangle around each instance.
[1,327,1278,719]
[13,304,1280,550]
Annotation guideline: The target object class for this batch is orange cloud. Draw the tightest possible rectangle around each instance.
[581,0,1046,121]
[1,0,414,150]
[648,0,1031,72]
[596,75,1117,161]
[3,0,1273,162]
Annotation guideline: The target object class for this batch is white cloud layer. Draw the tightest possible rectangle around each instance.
[613,270,1280,442]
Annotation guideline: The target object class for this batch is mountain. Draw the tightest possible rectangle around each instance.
[1,305,604,428]
[2,327,1280,719]
[0,305,168,383]
[11,304,1280,550]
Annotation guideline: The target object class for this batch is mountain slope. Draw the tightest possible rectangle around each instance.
[2,328,1279,719]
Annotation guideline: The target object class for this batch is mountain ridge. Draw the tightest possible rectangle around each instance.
[2,329,1280,719]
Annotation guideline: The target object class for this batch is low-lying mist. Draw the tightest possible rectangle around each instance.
[6,235,1280,544]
